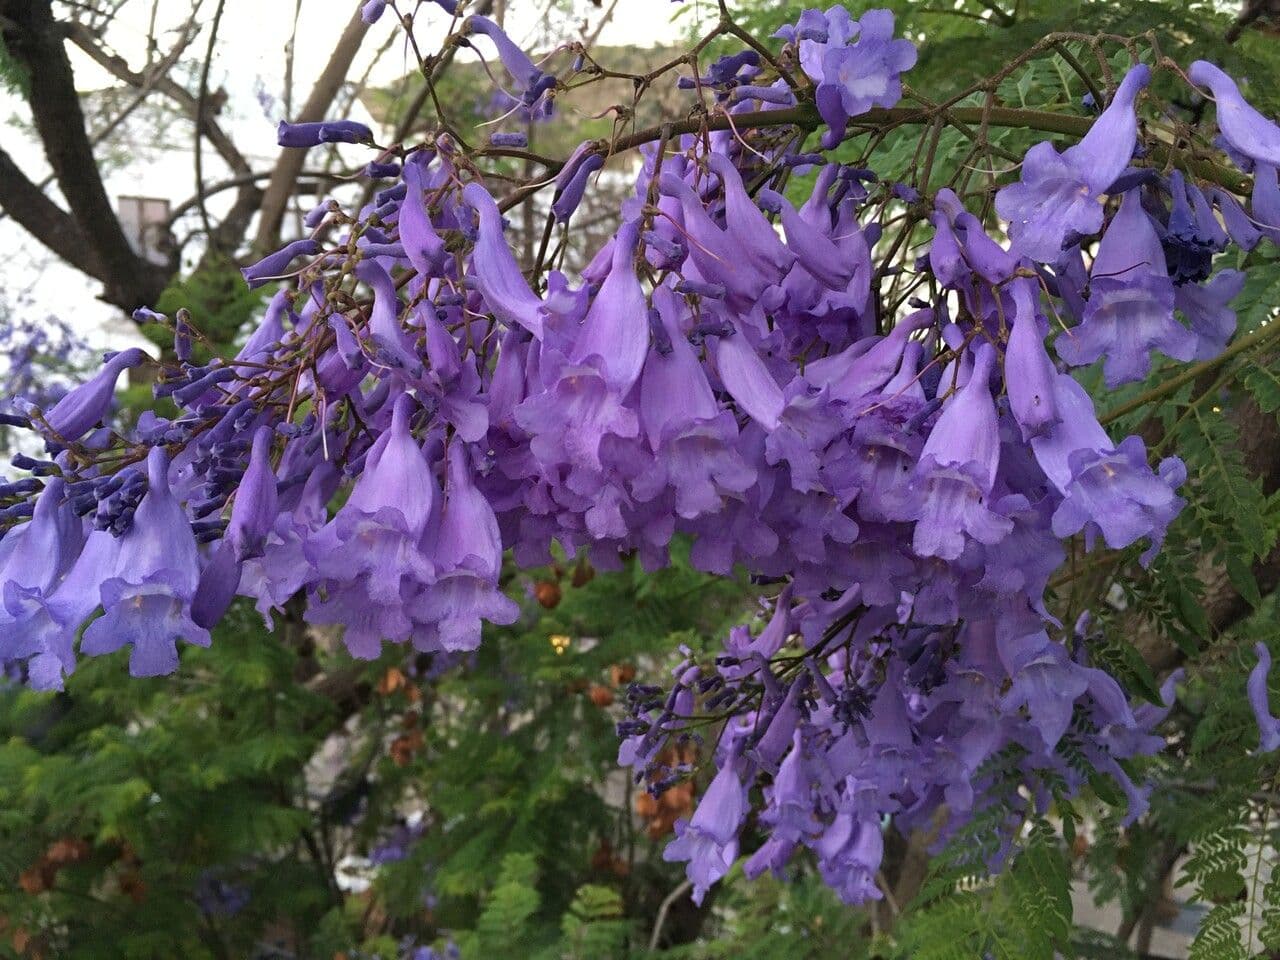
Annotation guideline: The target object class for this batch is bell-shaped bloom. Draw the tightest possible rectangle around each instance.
[463,183,545,338]
[1249,643,1280,753]
[1056,189,1196,386]
[633,288,755,517]
[663,764,748,905]
[409,442,519,653]
[1163,171,1226,285]
[514,362,640,477]
[815,811,884,905]
[240,462,338,628]
[758,187,852,288]
[995,65,1150,262]
[659,172,778,310]
[712,328,785,430]
[1176,268,1245,360]
[80,448,210,677]
[998,629,1088,750]
[3,529,122,690]
[910,344,1013,560]
[1189,60,1280,168]
[399,155,448,278]
[789,7,915,146]
[304,395,440,657]
[708,154,796,282]
[1209,187,1262,251]
[1004,279,1059,441]
[228,426,279,561]
[570,221,648,394]
[1030,373,1185,561]
[552,144,605,223]
[358,261,421,376]
[43,347,147,440]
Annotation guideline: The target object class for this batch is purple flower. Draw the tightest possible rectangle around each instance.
[1055,189,1196,386]
[998,628,1088,750]
[788,8,916,147]
[277,119,373,148]
[1189,60,1280,168]
[1003,279,1059,441]
[464,183,545,338]
[1177,268,1245,360]
[409,441,518,653]
[241,238,321,288]
[80,448,211,677]
[1250,643,1280,753]
[664,764,748,904]
[995,64,1150,261]
[361,0,387,23]
[570,221,648,394]
[1030,373,1185,561]
[910,344,1013,560]
[42,348,147,440]
[304,395,440,657]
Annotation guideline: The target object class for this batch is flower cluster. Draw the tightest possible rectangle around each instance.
[0,3,1274,907]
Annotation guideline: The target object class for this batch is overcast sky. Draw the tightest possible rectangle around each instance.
[0,0,690,352]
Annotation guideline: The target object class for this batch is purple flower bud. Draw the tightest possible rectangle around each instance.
[241,238,321,288]
[44,347,147,440]
[277,119,373,148]
[489,131,529,148]
[361,0,387,23]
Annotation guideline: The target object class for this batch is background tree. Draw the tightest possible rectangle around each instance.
[7,2,1280,959]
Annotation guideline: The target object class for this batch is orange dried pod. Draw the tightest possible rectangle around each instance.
[534,580,562,609]
[377,667,406,695]
[18,865,46,896]
[389,734,417,766]
[587,684,615,707]
[609,663,636,687]
[634,792,659,818]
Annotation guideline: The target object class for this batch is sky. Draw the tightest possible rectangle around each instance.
[0,0,690,353]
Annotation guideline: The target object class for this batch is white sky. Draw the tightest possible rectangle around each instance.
[0,0,689,352]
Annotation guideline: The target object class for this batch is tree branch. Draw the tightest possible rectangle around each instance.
[253,6,372,253]
[0,144,107,282]
[63,19,251,177]
[1,0,165,309]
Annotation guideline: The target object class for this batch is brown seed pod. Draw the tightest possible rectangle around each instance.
[534,580,562,608]
[587,684,615,707]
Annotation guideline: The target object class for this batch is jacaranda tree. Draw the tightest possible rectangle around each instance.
[6,0,1280,956]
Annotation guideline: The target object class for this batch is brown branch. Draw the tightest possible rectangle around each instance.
[1,0,165,309]
[253,6,372,253]
[63,20,250,177]
[0,144,107,282]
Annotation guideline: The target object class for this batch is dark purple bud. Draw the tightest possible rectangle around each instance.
[489,131,529,148]
[174,311,193,363]
[277,119,373,148]
[675,278,727,300]
[730,84,794,106]
[363,161,401,179]
[552,151,604,223]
